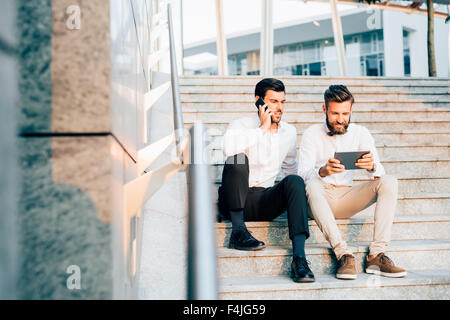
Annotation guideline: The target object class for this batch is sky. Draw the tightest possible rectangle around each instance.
[182,0,358,46]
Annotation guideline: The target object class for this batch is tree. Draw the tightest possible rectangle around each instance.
[427,0,437,77]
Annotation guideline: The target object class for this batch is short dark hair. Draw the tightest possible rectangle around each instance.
[324,85,354,109]
[255,78,285,99]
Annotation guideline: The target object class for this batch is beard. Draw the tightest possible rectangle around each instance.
[271,111,282,124]
[326,114,351,135]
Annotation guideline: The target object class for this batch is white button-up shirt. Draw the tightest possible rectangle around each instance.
[223,113,298,188]
[299,122,385,186]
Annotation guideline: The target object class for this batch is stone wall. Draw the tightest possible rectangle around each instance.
[13,0,119,299]
[5,0,141,299]
[0,0,19,301]
[0,0,188,300]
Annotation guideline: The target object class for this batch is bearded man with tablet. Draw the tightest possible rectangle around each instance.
[299,85,407,280]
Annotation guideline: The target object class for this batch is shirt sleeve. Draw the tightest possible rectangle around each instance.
[223,118,265,157]
[360,126,385,179]
[281,129,298,177]
[298,128,323,183]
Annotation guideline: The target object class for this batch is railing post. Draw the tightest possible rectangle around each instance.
[187,122,218,300]
[330,0,347,77]
[168,3,184,158]
[216,0,229,75]
[260,0,274,75]
[180,0,185,75]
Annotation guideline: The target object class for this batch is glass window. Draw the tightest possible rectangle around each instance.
[360,33,372,55]
[365,54,379,76]
[403,30,410,76]
[309,62,322,75]
[303,43,316,64]
[184,52,219,75]
[377,31,384,52]
[371,33,378,53]
[378,53,384,76]
[295,44,303,64]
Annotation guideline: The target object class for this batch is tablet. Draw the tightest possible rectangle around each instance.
[334,151,370,170]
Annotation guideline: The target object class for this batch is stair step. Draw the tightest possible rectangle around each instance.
[183,108,450,118]
[217,240,450,278]
[216,215,450,247]
[219,269,450,300]
[183,108,450,121]
[209,145,450,161]
[180,76,450,87]
[185,118,450,132]
[210,159,450,180]
[182,102,450,111]
[180,93,450,103]
[211,192,450,217]
[180,85,450,95]
[211,177,450,196]
[202,130,450,148]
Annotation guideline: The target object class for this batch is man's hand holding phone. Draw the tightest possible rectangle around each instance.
[319,158,345,177]
[258,105,272,133]
[257,99,272,133]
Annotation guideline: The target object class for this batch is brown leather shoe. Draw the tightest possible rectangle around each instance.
[336,254,357,280]
[365,253,407,278]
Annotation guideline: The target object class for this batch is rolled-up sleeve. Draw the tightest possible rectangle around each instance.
[360,127,385,179]
[298,128,322,182]
[281,131,298,177]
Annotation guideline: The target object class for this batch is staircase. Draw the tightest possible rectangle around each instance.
[180,76,450,299]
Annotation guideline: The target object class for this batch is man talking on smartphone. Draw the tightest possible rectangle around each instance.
[218,78,314,283]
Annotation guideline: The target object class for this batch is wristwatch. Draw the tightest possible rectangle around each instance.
[368,162,376,173]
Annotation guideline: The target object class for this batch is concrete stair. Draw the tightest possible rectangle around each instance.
[217,240,450,278]
[220,270,450,300]
[180,76,450,299]
[215,215,450,247]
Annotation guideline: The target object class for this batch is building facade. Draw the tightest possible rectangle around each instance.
[184,7,449,77]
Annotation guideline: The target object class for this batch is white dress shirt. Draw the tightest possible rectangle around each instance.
[223,113,298,188]
[299,122,385,186]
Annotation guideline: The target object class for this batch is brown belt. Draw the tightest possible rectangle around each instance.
[324,183,351,189]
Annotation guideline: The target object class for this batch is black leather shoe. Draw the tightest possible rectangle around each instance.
[291,256,315,283]
[229,228,265,251]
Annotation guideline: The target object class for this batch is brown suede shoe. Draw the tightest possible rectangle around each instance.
[365,253,407,278]
[336,254,357,280]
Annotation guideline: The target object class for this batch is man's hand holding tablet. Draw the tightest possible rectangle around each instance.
[319,158,346,177]
[334,151,372,170]
[319,151,374,177]
[354,152,375,171]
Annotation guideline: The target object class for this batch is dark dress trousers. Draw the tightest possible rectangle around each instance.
[218,153,311,240]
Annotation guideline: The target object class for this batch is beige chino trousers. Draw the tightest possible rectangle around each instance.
[305,175,398,260]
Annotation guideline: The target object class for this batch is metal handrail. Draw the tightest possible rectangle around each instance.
[166,4,218,300]
[167,4,185,160]
[187,123,218,300]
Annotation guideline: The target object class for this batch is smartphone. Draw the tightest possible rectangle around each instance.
[255,97,267,112]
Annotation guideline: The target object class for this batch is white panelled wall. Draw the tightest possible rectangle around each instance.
[383,9,449,77]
